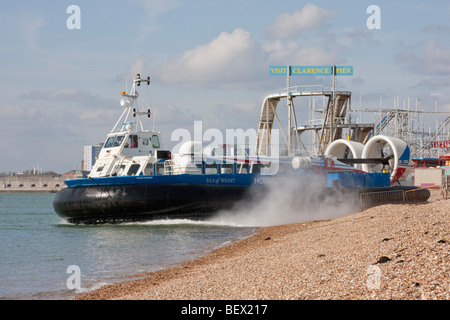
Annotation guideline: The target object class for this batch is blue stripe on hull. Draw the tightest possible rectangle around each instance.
[64,173,259,188]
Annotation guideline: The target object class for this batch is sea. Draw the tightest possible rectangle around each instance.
[0,193,256,300]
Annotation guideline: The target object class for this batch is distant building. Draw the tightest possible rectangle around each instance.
[0,174,67,192]
[83,145,102,171]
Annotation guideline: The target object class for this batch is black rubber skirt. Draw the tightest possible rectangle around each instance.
[53,183,249,224]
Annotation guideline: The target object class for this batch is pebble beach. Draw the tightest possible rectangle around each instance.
[77,189,449,300]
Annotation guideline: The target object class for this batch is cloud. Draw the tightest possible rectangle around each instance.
[412,77,450,89]
[420,24,450,34]
[266,4,337,40]
[18,88,120,132]
[20,88,116,106]
[396,40,450,76]
[1,104,41,121]
[156,28,265,88]
[155,28,345,88]
[209,101,259,130]
[152,103,198,127]
[132,0,181,41]
[21,88,89,101]
[338,27,379,47]
[0,93,120,172]
[264,40,340,66]
[133,0,180,20]
[0,102,84,172]
[19,11,46,50]
[350,76,365,87]
[114,56,150,82]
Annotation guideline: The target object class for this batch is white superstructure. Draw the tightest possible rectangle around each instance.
[89,74,167,178]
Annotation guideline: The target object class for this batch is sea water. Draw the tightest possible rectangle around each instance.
[0,193,255,300]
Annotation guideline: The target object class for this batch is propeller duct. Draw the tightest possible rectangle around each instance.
[325,140,365,170]
[362,135,412,184]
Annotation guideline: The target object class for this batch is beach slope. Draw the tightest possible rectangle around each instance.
[77,190,449,300]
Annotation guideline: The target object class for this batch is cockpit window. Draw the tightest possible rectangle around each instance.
[104,135,125,148]
[125,135,138,148]
[113,135,124,147]
[104,137,114,148]
[152,135,160,148]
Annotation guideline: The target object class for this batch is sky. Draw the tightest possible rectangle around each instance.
[1,0,450,173]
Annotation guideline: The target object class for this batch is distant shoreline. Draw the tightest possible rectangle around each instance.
[0,173,75,193]
[0,190,59,193]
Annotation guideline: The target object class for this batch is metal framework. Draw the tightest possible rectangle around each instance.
[352,100,450,159]
[255,87,450,159]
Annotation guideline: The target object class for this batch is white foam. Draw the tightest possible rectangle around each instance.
[124,218,250,228]
[209,173,359,227]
